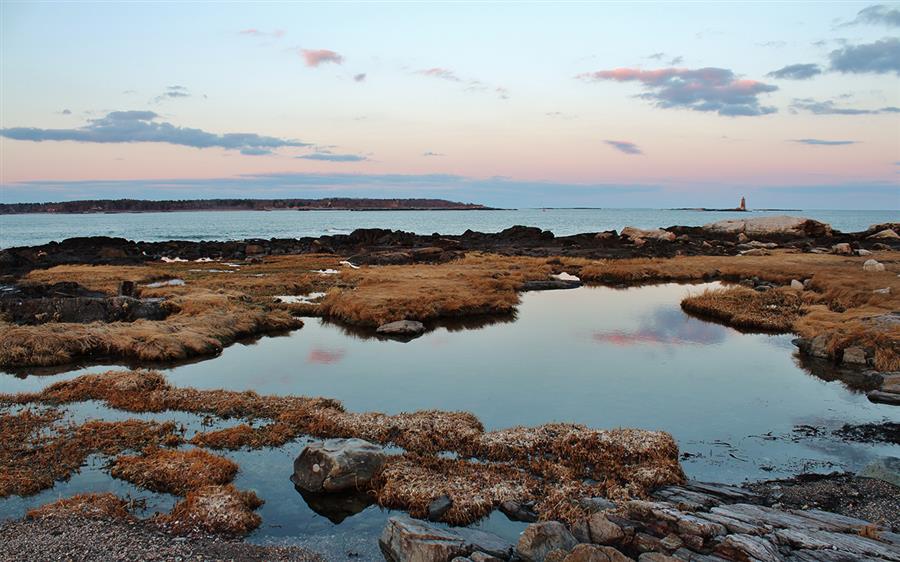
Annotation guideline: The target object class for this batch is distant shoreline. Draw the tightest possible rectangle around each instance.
[0,198,501,215]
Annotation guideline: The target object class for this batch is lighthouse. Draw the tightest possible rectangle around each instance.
[739,196,746,211]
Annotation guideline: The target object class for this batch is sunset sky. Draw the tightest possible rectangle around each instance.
[1,2,898,208]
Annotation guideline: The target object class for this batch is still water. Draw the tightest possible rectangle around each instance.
[1,283,896,558]
[3,208,897,248]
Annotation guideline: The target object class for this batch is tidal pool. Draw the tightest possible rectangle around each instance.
[2,282,896,558]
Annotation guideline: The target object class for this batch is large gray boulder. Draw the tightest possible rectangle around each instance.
[703,216,832,238]
[380,516,513,562]
[517,521,579,562]
[292,438,386,493]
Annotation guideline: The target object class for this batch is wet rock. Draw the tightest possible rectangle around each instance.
[292,438,386,493]
[794,335,830,359]
[841,347,868,366]
[587,513,624,545]
[703,216,832,238]
[454,528,514,560]
[521,279,582,291]
[562,544,631,562]
[831,243,852,255]
[427,495,453,522]
[499,500,538,522]
[379,516,469,562]
[868,390,900,405]
[863,259,885,272]
[517,522,579,562]
[858,457,900,487]
[377,320,426,336]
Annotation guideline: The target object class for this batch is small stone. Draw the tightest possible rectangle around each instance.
[873,287,891,294]
[831,243,852,255]
[863,259,885,272]
[857,249,872,256]
[427,495,453,521]
[842,347,867,366]
[790,279,804,290]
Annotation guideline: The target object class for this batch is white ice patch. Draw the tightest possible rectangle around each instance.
[160,257,187,263]
[552,272,581,282]
[194,257,214,263]
[145,278,185,288]
[313,269,340,275]
[274,292,327,305]
[340,261,360,269]
[224,263,241,268]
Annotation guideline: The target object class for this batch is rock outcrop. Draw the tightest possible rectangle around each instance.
[291,438,386,493]
[702,216,832,238]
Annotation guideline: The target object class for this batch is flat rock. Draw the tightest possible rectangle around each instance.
[377,320,427,336]
[380,516,469,562]
[703,216,832,238]
[562,544,631,562]
[292,438,386,493]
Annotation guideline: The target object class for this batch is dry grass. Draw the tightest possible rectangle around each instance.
[681,287,803,332]
[26,493,135,521]
[319,253,553,326]
[110,448,238,495]
[0,407,182,497]
[154,484,263,536]
[3,370,684,523]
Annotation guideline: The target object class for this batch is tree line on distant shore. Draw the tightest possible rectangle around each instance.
[0,198,492,214]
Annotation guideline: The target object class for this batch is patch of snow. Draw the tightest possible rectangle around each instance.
[274,292,327,305]
[313,269,340,275]
[340,261,360,270]
[194,257,214,263]
[551,272,581,282]
[160,257,187,263]
[145,278,185,288]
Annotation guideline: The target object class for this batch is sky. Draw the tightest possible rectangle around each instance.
[1,2,898,209]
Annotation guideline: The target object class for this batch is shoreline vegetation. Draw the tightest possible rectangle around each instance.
[0,198,497,215]
[1,215,898,560]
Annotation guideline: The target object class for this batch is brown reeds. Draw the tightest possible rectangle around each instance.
[110,448,238,495]
[680,286,803,332]
[154,484,264,536]
[26,493,134,521]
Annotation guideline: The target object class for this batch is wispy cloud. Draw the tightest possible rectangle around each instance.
[415,67,509,99]
[239,28,285,38]
[578,67,777,116]
[353,73,367,82]
[844,4,900,27]
[766,63,822,80]
[0,110,309,154]
[152,85,191,104]
[792,138,858,146]
[829,37,900,74]
[790,97,900,115]
[301,49,344,67]
[545,111,577,120]
[422,151,445,157]
[647,52,683,65]
[604,140,643,155]
[297,151,367,162]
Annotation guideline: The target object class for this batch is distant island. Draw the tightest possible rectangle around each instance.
[669,197,799,213]
[0,198,497,215]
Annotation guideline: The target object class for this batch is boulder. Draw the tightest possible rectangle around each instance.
[517,522,579,562]
[831,243,852,255]
[292,438,386,493]
[862,259,885,272]
[244,243,266,255]
[621,227,676,242]
[867,229,899,240]
[790,280,804,290]
[499,500,538,522]
[377,320,427,336]
[379,516,513,562]
[380,516,469,562]
[562,544,631,562]
[588,513,624,545]
[703,216,832,238]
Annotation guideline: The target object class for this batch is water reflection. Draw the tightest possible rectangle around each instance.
[307,348,346,365]
[592,308,725,347]
[293,486,375,524]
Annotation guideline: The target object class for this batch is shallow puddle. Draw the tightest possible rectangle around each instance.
[2,282,896,557]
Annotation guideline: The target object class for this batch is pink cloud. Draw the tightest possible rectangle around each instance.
[301,49,344,67]
[416,67,462,82]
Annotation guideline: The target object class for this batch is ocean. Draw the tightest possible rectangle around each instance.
[1,208,896,249]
